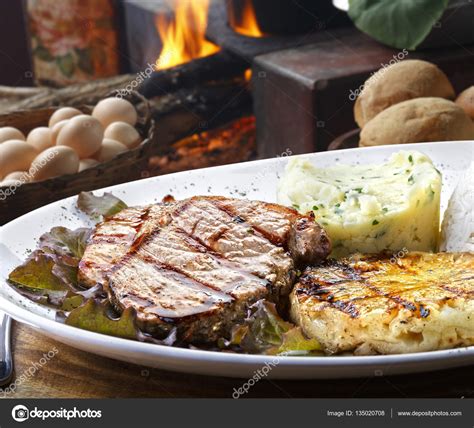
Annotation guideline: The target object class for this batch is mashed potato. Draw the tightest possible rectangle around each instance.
[441,163,474,252]
[277,151,441,257]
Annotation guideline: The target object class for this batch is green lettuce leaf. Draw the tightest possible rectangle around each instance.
[61,293,85,311]
[40,226,91,259]
[8,227,94,307]
[9,251,69,292]
[229,300,321,355]
[77,191,128,219]
[348,0,449,50]
[65,298,139,340]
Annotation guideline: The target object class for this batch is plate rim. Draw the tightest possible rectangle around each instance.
[1,294,473,369]
[1,140,473,375]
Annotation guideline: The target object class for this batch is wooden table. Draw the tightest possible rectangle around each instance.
[6,321,474,398]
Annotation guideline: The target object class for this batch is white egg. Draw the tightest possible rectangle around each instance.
[27,127,53,152]
[56,115,103,158]
[0,140,38,179]
[0,127,25,143]
[92,98,137,128]
[48,107,82,128]
[1,171,29,187]
[94,139,128,162]
[29,146,79,181]
[51,119,69,145]
[79,158,99,172]
[4,171,28,181]
[104,121,142,149]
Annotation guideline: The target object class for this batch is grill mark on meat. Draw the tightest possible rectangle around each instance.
[78,206,153,288]
[165,200,285,284]
[120,287,225,324]
[178,227,223,254]
[208,199,287,247]
[79,259,113,270]
[89,234,134,244]
[79,196,330,342]
[121,291,154,308]
[116,206,152,231]
[109,227,228,295]
[110,223,266,301]
[123,212,270,289]
[173,228,272,296]
[172,198,268,246]
[138,251,232,298]
[178,226,274,285]
[110,251,233,321]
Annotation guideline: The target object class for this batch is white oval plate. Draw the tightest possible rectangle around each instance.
[1,141,473,379]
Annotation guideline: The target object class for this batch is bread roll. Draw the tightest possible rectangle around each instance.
[359,97,474,147]
[455,86,474,120]
[355,60,455,128]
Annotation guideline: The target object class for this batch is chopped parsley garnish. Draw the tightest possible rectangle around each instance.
[372,219,379,226]
[408,155,413,164]
[312,205,319,211]
[408,175,415,184]
[382,207,388,213]
[335,203,340,208]
[354,187,363,193]
[292,204,300,210]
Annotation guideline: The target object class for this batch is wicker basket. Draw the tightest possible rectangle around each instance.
[0,91,155,225]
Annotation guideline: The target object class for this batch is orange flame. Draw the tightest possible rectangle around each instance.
[230,0,264,38]
[155,0,219,70]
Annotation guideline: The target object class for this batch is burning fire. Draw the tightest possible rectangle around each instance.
[155,0,219,70]
[230,0,264,38]
[149,117,256,175]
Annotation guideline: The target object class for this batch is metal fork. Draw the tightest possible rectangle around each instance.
[0,312,13,386]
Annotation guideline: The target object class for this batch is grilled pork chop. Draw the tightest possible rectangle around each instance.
[78,196,331,342]
[291,252,474,355]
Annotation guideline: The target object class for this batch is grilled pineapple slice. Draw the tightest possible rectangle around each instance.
[290,252,474,355]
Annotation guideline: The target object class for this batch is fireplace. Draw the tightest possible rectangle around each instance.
[119,0,474,165]
[120,0,347,168]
